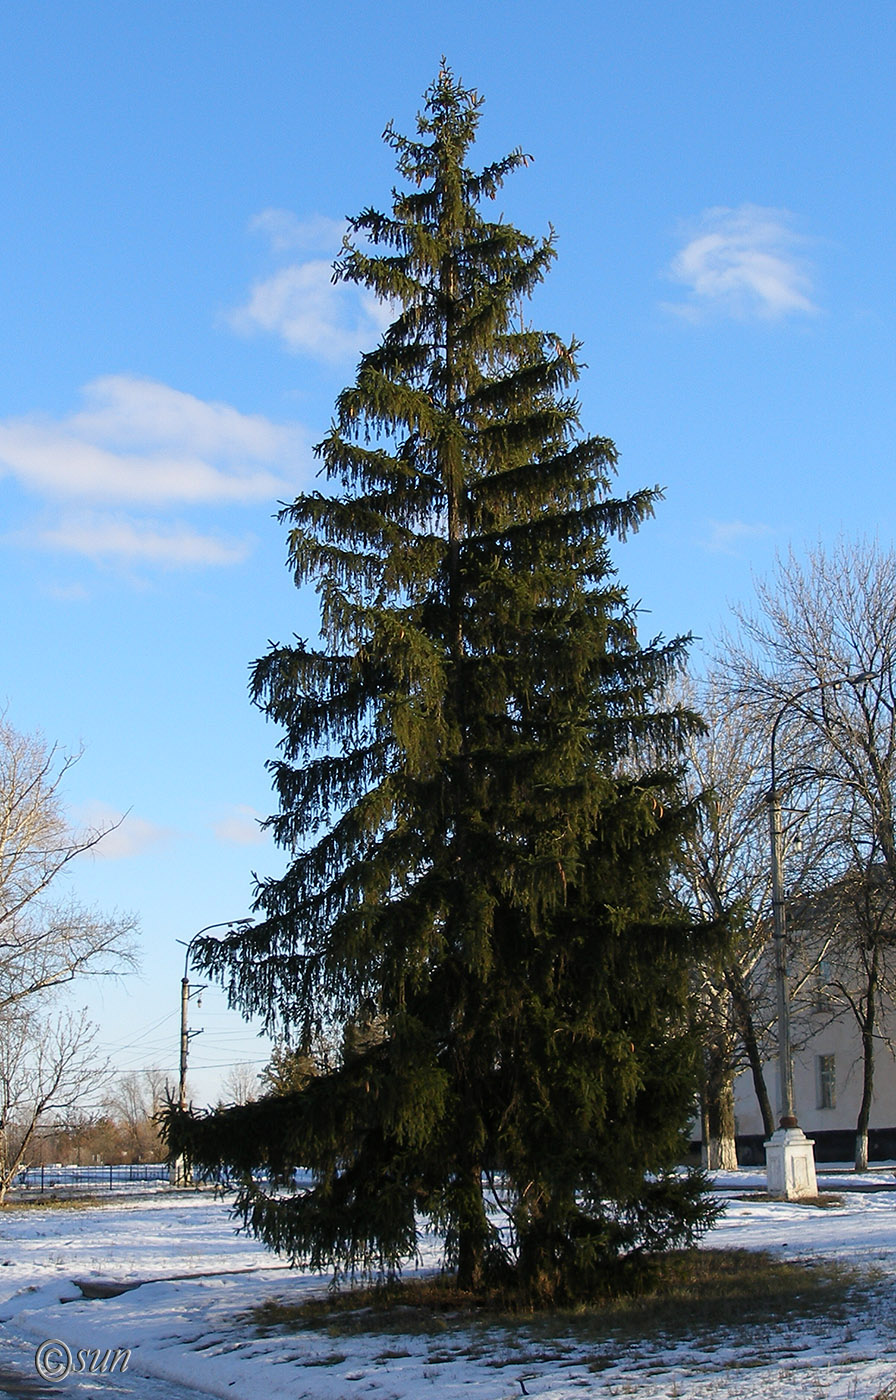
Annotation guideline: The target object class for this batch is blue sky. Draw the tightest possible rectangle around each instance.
[2,1,894,1104]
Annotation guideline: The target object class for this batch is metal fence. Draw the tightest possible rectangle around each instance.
[15,1162,171,1193]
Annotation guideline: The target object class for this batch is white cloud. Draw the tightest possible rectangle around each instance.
[704,519,774,554]
[229,209,394,363]
[74,375,294,461]
[0,376,311,571]
[76,801,174,859]
[34,515,251,568]
[665,205,817,321]
[248,209,347,253]
[212,804,269,846]
[0,375,306,505]
[45,580,91,602]
[230,262,393,362]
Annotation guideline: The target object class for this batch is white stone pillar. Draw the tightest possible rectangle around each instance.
[765,1126,818,1199]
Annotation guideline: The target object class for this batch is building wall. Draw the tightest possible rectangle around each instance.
[733,996,896,1150]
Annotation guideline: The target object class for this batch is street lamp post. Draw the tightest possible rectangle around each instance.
[765,698,817,1199]
[763,673,873,1200]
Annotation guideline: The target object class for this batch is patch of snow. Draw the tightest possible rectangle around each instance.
[0,1181,894,1398]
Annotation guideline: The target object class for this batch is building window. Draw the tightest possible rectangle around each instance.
[813,957,833,1012]
[816,1054,836,1110]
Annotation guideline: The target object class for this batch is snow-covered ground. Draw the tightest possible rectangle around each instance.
[1,1172,895,1399]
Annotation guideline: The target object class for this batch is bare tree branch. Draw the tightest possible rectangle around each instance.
[719,538,896,1170]
[0,1008,110,1201]
[0,713,138,1017]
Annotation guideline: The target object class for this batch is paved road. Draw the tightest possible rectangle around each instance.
[0,1325,213,1400]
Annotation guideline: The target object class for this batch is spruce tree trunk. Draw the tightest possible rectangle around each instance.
[455,1162,488,1291]
[456,1234,485,1292]
[725,964,775,1139]
[517,1209,563,1304]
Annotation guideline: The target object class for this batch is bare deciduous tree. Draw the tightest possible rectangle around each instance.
[0,713,140,1195]
[673,675,771,1166]
[104,1069,168,1161]
[721,538,896,1170]
[0,714,138,1013]
[216,1062,259,1107]
[0,1009,109,1201]
[788,832,896,1171]
[672,672,831,1165]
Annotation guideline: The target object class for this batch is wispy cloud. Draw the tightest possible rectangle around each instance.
[212,803,269,846]
[228,209,394,363]
[76,801,174,859]
[1,376,309,571]
[0,375,304,505]
[34,515,251,568]
[664,205,817,321]
[248,209,347,254]
[704,519,775,555]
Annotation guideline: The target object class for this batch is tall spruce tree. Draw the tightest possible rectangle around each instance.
[165,69,715,1300]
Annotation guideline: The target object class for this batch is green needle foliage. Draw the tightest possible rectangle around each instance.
[164,68,717,1302]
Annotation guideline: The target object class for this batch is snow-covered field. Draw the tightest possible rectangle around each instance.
[1,1171,895,1399]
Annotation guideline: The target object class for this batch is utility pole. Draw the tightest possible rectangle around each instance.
[171,919,250,1186]
[179,967,196,1112]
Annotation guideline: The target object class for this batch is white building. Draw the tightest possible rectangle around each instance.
[731,883,896,1164]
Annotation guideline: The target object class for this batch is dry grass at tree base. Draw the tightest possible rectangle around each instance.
[0,1194,104,1212]
[248,1248,871,1347]
[732,1192,846,1209]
